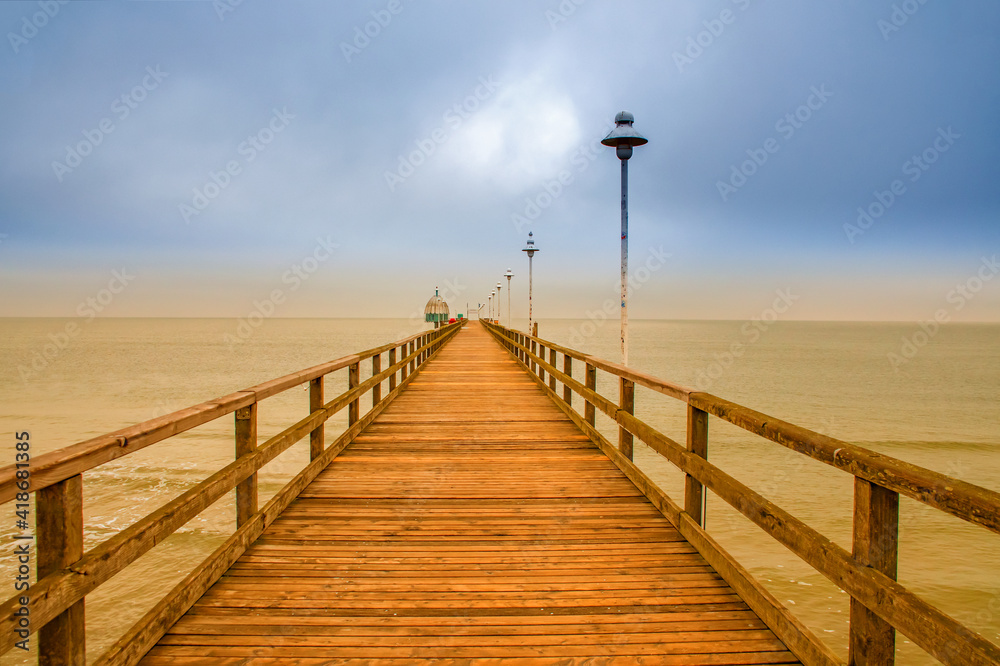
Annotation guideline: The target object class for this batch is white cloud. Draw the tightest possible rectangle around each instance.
[443,71,581,192]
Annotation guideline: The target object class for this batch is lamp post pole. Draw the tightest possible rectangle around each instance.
[503,269,513,328]
[602,111,647,366]
[619,155,629,364]
[496,282,502,326]
[522,232,539,334]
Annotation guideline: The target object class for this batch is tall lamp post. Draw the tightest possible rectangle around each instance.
[602,111,647,366]
[496,281,502,325]
[488,292,494,322]
[522,232,539,334]
[503,268,514,328]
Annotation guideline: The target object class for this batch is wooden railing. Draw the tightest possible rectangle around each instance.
[0,320,466,664]
[483,320,1000,666]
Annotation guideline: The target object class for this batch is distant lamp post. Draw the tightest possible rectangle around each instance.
[489,292,494,321]
[503,268,514,327]
[522,232,539,334]
[496,282,503,325]
[602,111,647,366]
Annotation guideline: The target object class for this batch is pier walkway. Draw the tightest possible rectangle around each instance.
[145,323,800,663]
[3,320,999,664]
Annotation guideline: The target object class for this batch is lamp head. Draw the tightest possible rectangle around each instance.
[601,110,647,161]
[522,230,539,257]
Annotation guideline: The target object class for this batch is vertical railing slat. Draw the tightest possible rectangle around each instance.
[348,362,360,426]
[563,355,572,405]
[548,348,557,391]
[619,378,634,460]
[849,479,899,666]
[235,404,258,527]
[389,347,397,392]
[309,377,324,461]
[684,405,709,527]
[372,353,382,406]
[585,363,597,427]
[37,474,85,664]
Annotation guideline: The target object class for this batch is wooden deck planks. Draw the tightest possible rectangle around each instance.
[143,322,801,664]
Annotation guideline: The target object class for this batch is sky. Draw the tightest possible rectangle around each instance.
[1,1,998,322]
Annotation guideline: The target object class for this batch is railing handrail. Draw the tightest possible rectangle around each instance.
[483,320,1000,666]
[488,321,1000,534]
[0,327,437,504]
[510,327,696,401]
[0,320,466,660]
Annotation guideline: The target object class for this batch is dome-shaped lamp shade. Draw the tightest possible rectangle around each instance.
[602,110,647,160]
[424,288,450,323]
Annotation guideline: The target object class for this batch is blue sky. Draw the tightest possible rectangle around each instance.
[1,1,998,321]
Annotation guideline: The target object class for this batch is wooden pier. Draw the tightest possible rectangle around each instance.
[2,320,999,664]
[145,323,799,663]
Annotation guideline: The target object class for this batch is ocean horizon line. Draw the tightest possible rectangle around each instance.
[2,316,999,325]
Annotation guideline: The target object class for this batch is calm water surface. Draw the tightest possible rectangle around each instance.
[0,317,997,664]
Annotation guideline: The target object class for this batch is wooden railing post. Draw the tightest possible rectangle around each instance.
[348,362,360,426]
[849,479,899,666]
[235,404,257,527]
[538,344,546,382]
[548,348,557,391]
[309,377,324,461]
[684,404,709,527]
[563,355,572,405]
[372,353,382,405]
[37,474,84,665]
[388,347,397,392]
[584,363,596,427]
[408,341,415,374]
[530,339,537,374]
[619,378,634,460]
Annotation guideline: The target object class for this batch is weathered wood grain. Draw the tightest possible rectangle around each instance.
[142,322,802,664]
[36,475,85,666]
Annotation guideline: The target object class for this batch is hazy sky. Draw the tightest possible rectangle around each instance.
[1,1,998,321]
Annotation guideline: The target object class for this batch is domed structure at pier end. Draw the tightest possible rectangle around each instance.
[423,287,450,328]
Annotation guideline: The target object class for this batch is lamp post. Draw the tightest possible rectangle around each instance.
[489,292,494,322]
[496,282,502,325]
[503,268,514,327]
[602,111,647,366]
[522,232,539,334]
